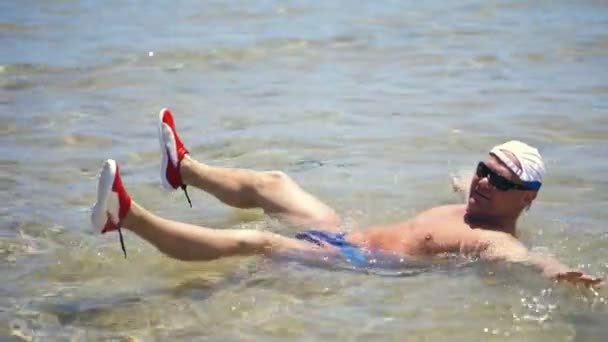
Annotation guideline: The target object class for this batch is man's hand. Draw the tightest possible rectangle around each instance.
[555,271,604,288]
[451,176,467,194]
[451,172,472,203]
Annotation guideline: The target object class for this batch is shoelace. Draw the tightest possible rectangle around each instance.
[118,226,127,258]
[181,184,192,208]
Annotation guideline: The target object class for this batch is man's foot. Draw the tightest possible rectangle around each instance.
[158,108,192,207]
[91,159,132,257]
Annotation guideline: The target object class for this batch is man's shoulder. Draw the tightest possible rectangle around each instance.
[424,204,466,215]
[408,204,466,224]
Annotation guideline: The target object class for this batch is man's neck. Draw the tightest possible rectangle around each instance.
[463,211,517,236]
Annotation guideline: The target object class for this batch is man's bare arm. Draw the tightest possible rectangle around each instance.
[479,232,603,288]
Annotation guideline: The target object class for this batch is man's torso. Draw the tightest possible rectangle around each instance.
[346,204,499,257]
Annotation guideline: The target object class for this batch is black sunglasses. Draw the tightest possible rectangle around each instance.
[476,162,529,191]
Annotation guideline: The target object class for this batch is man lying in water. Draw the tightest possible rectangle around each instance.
[91,108,603,288]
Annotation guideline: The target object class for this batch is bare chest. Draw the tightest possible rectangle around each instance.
[402,218,471,255]
[355,206,485,256]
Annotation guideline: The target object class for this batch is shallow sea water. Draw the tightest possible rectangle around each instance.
[1,0,608,340]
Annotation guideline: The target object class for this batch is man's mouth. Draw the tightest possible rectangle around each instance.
[473,190,490,201]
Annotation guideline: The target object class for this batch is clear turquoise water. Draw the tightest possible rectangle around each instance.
[1,1,607,340]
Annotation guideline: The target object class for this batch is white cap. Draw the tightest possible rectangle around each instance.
[489,140,545,191]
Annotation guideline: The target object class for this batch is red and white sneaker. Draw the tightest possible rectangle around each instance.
[91,159,132,257]
[158,108,192,207]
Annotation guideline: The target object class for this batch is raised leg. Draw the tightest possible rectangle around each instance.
[158,108,340,228]
[180,156,341,227]
[123,202,323,261]
[92,159,331,262]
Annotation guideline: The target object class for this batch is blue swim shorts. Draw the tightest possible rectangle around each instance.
[295,229,368,266]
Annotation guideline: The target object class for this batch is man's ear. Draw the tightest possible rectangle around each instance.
[522,191,538,208]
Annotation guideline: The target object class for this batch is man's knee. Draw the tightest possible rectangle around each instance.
[234,230,273,255]
[255,170,292,192]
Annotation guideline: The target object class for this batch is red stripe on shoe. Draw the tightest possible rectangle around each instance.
[102,213,116,234]
[161,109,189,163]
[165,147,182,189]
[101,164,131,233]
[113,164,131,226]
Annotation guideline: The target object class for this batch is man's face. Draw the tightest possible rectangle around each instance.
[466,154,537,218]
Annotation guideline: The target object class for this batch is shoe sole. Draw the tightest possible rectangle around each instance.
[91,159,117,233]
[158,108,178,190]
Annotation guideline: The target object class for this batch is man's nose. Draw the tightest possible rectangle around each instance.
[477,176,493,190]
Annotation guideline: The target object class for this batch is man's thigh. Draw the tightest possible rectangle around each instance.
[256,172,342,230]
